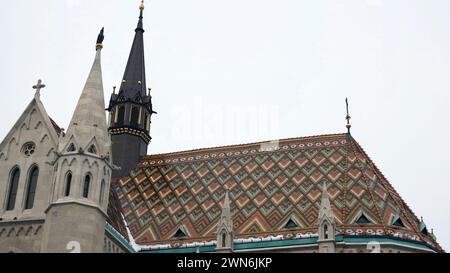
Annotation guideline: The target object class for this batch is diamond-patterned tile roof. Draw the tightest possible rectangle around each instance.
[106,186,129,241]
[113,133,442,251]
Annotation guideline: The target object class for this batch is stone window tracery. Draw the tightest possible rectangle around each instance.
[22,142,36,157]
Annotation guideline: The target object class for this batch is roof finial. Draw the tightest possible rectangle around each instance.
[345,97,351,134]
[224,190,230,209]
[322,181,328,197]
[136,0,145,31]
[96,27,104,50]
[32,79,46,98]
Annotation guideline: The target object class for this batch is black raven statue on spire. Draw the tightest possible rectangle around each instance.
[97,27,105,44]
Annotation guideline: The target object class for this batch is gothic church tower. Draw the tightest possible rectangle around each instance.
[107,1,155,179]
[41,30,112,253]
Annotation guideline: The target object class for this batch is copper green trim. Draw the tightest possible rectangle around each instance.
[138,235,436,253]
[105,223,136,253]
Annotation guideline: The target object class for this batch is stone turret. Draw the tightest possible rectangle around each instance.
[40,29,112,253]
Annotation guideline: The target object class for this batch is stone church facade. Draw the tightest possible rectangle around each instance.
[0,2,444,253]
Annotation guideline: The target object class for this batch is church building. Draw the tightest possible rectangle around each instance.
[0,2,443,253]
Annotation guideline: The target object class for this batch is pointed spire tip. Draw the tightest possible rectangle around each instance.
[223,190,230,207]
[96,27,104,50]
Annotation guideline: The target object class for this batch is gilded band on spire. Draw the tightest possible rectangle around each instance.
[139,0,145,11]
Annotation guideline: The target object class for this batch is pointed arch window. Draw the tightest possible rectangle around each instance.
[130,107,139,128]
[99,180,105,205]
[134,95,142,103]
[117,106,125,127]
[82,175,91,198]
[25,166,39,210]
[144,113,150,131]
[67,143,76,152]
[6,168,20,211]
[221,232,227,248]
[323,224,329,239]
[88,145,97,154]
[64,172,72,197]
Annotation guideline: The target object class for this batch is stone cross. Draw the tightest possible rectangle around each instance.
[33,79,46,97]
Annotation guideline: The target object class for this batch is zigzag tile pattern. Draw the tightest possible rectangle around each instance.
[113,134,440,250]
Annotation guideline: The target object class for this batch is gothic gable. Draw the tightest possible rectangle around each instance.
[0,95,62,222]
[0,96,60,161]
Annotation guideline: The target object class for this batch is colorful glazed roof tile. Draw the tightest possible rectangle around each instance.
[113,133,442,251]
[107,186,130,241]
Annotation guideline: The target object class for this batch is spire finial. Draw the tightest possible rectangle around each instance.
[223,189,230,210]
[319,180,332,214]
[322,181,328,195]
[136,0,145,31]
[345,97,351,134]
[96,27,104,50]
[32,79,46,98]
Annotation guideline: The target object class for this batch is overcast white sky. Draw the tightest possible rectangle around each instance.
[1,0,449,251]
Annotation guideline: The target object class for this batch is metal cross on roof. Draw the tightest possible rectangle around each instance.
[33,79,46,97]
[345,97,351,134]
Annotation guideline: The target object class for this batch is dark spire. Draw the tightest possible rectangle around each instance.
[119,0,147,98]
[107,1,155,180]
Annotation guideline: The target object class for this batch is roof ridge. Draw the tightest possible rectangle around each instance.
[143,132,347,159]
[349,137,444,252]
[347,136,384,224]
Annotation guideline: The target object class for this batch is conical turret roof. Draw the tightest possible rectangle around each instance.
[63,31,110,156]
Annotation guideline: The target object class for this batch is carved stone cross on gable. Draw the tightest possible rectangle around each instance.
[33,79,46,97]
